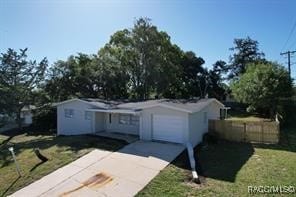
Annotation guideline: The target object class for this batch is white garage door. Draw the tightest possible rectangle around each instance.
[152,115,185,143]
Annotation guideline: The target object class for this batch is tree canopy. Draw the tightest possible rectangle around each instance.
[228,36,265,79]
[0,48,48,128]
[45,18,212,101]
[231,61,292,117]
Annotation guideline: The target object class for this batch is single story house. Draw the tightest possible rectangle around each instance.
[56,98,225,146]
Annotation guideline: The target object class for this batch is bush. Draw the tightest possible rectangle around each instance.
[32,106,57,133]
[278,99,296,128]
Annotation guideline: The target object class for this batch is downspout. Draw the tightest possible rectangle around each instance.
[186,142,200,183]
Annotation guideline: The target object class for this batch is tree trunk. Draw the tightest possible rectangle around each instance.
[16,109,23,131]
[269,104,276,120]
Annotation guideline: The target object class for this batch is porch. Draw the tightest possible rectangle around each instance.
[87,108,141,138]
[95,130,139,143]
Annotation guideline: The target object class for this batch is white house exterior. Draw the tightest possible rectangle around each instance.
[56,98,225,146]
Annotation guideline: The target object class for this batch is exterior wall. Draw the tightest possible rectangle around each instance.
[208,101,222,120]
[105,113,139,135]
[188,110,205,146]
[140,106,189,144]
[188,101,223,146]
[57,100,94,135]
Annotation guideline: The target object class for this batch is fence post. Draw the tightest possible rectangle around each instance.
[276,122,280,143]
[261,123,264,143]
[243,122,246,142]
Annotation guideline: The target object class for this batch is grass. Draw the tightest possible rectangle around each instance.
[138,123,296,197]
[0,131,127,196]
[226,110,271,122]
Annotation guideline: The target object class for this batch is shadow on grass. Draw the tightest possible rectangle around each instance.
[171,123,296,183]
[171,140,254,183]
[0,176,21,197]
[0,129,127,168]
[30,161,47,172]
[253,123,296,153]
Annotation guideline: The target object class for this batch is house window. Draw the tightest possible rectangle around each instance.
[119,114,139,125]
[203,112,207,124]
[85,111,92,120]
[130,115,139,125]
[64,109,74,118]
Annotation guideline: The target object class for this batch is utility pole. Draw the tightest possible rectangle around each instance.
[280,50,296,79]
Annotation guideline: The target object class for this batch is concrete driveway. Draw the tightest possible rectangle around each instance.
[10,141,184,197]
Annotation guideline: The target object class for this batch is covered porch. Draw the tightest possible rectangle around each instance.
[87,108,141,139]
[95,131,139,143]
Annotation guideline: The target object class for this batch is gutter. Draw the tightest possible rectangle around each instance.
[186,142,200,183]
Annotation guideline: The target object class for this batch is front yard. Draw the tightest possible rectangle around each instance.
[138,124,296,196]
[1,119,295,197]
[0,131,126,196]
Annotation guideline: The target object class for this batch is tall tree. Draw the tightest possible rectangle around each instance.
[181,51,207,98]
[45,52,130,101]
[45,55,82,101]
[228,37,265,79]
[231,61,292,118]
[208,60,228,100]
[103,17,183,100]
[96,46,130,99]
[0,48,48,129]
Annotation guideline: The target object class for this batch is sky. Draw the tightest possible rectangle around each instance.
[1,0,296,78]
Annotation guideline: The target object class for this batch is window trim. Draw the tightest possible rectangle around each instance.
[64,108,74,118]
[84,111,92,120]
[119,114,139,125]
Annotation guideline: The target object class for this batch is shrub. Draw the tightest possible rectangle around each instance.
[32,106,57,133]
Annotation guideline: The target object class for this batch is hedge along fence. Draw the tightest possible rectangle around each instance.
[208,120,280,144]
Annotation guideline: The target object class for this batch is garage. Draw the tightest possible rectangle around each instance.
[152,114,185,143]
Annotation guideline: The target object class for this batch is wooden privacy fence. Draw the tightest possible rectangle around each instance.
[208,120,280,144]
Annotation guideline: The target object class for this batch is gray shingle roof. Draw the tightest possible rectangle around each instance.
[83,98,223,113]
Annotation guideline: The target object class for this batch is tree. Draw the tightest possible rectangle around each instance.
[45,18,210,101]
[181,51,206,98]
[231,62,292,118]
[104,17,183,100]
[96,47,130,99]
[208,60,228,100]
[228,37,265,79]
[45,52,130,101]
[45,55,84,101]
[0,48,48,129]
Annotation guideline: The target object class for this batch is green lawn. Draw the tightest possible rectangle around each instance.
[227,110,271,122]
[0,131,126,196]
[138,124,296,197]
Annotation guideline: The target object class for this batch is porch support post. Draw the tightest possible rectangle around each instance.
[92,111,96,133]
[139,113,143,140]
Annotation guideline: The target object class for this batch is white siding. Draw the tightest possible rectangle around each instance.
[188,110,206,146]
[188,101,223,146]
[208,101,222,120]
[57,100,94,135]
[140,106,189,144]
[105,113,139,135]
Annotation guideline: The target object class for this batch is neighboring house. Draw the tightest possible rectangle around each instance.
[20,105,36,125]
[56,98,225,146]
